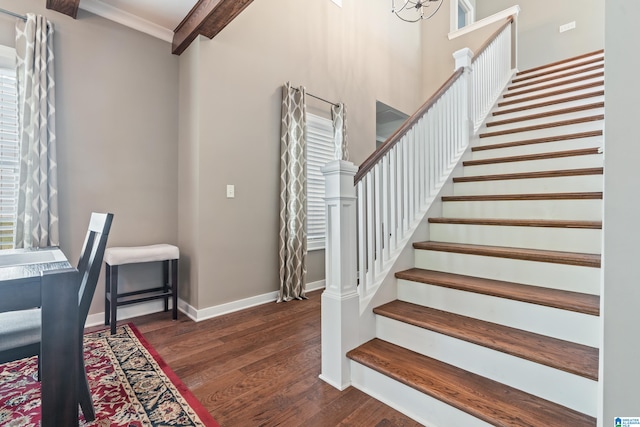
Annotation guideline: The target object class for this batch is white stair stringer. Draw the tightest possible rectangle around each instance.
[375,316,597,416]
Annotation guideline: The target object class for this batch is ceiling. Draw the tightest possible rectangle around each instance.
[79,0,200,42]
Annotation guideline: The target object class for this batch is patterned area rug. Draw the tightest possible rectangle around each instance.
[0,324,219,426]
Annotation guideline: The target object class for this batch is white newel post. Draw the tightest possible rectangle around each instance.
[319,159,359,391]
[453,47,474,141]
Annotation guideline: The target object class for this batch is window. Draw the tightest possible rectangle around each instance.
[450,0,475,34]
[306,114,335,251]
[0,46,19,250]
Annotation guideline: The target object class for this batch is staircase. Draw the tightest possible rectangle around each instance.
[346,51,604,426]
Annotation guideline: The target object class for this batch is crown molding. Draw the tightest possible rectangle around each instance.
[80,0,174,43]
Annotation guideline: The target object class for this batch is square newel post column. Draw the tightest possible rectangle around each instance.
[453,47,474,147]
[319,159,359,390]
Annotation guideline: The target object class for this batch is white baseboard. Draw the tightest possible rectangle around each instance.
[86,280,326,327]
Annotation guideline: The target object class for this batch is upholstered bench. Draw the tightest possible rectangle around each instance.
[104,244,179,335]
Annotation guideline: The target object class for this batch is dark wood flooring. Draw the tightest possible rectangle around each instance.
[120,290,422,427]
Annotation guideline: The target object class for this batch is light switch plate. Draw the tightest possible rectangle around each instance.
[559,21,576,33]
[226,185,235,198]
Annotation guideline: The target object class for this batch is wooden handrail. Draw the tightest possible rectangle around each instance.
[354,15,516,184]
[472,17,514,63]
[354,68,464,183]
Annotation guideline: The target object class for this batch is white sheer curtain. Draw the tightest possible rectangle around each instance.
[278,82,307,302]
[14,14,59,248]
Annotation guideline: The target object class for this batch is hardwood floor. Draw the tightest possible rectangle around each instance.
[124,290,422,427]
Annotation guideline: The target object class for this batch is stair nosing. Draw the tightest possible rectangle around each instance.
[441,191,603,202]
[396,267,600,315]
[493,91,605,116]
[428,217,602,230]
[463,147,601,166]
[509,64,604,91]
[479,115,604,139]
[486,102,604,128]
[504,72,604,98]
[374,300,599,380]
[497,81,604,107]
[412,241,601,268]
[472,130,603,152]
[347,339,596,426]
[516,49,604,78]
[453,167,603,183]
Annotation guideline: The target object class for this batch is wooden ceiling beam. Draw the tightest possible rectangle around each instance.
[172,0,254,55]
[46,0,80,19]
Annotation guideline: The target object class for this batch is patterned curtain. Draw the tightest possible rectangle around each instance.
[331,103,349,161]
[278,82,307,302]
[14,14,59,248]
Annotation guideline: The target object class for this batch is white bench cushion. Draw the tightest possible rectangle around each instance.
[104,244,179,266]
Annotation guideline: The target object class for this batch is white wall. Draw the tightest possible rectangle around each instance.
[601,0,640,423]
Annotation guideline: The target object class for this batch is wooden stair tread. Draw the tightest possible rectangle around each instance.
[428,217,602,230]
[396,267,600,316]
[504,72,604,99]
[453,167,602,183]
[493,91,604,116]
[347,339,596,427]
[486,102,604,128]
[412,241,601,268]
[498,81,604,107]
[479,115,604,139]
[515,50,604,80]
[464,147,600,166]
[374,300,599,379]
[472,130,603,152]
[509,64,604,91]
[442,191,602,202]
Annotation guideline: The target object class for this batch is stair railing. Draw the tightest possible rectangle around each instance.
[320,16,517,391]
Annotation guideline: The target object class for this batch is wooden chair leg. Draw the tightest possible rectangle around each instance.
[110,265,118,335]
[171,259,178,320]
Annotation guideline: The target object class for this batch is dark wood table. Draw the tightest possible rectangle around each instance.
[0,247,80,427]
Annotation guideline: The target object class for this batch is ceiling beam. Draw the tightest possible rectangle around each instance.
[172,0,254,55]
[46,0,80,19]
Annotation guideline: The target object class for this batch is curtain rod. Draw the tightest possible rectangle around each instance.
[0,7,27,21]
[292,87,340,107]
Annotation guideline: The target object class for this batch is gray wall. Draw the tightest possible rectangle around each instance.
[178,0,424,310]
[0,0,179,316]
[602,0,640,422]
[476,0,604,70]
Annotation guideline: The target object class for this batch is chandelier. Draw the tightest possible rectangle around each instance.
[391,0,443,23]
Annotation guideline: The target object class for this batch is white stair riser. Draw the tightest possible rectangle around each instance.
[414,250,600,294]
[515,57,603,83]
[485,108,604,132]
[397,279,600,347]
[463,154,602,176]
[429,223,602,253]
[377,317,597,416]
[452,175,603,196]
[470,135,603,161]
[442,199,602,221]
[503,76,604,104]
[491,95,604,122]
[350,361,493,427]
[478,120,603,146]
[495,86,604,113]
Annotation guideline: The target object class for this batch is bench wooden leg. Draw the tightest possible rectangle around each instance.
[171,259,178,320]
[110,265,118,335]
[104,264,111,327]
[162,260,169,313]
